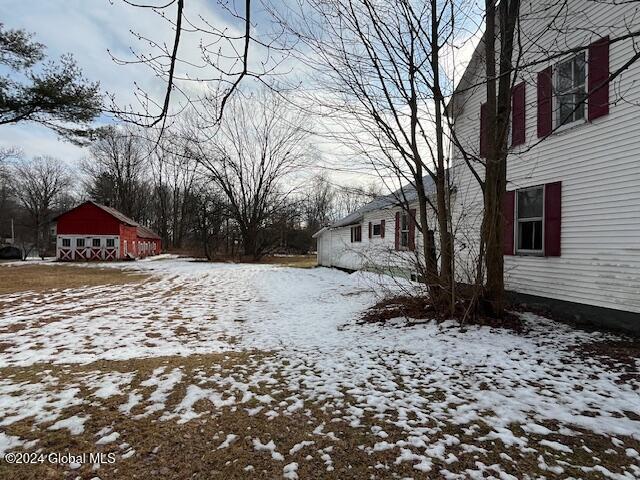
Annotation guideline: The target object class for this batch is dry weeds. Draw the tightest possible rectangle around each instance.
[0,264,150,295]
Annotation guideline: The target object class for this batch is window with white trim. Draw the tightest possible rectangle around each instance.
[350,225,362,243]
[516,186,544,253]
[556,52,586,127]
[92,238,100,247]
[76,238,85,247]
[106,238,115,247]
[400,213,409,248]
[62,238,70,247]
[372,223,381,236]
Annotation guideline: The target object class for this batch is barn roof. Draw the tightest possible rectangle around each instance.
[328,176,436,229]
[136,224,162,240]
[94,202,139,227]
[55,201,161,240]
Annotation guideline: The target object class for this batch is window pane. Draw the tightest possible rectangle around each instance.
[574,91,586,120]
[558,94,574,125]
[517,188,543,219]
[373,224,381,236]
[401,232,409,247]
[557,61,573,92]
[76,238,85,247]
[518,220,543,251]
[574,53,586,86]
[92,238,100,247]
[401,214,408,231]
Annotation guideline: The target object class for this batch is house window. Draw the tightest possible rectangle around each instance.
[373,223,381,236]
[62,238,70,247]
[516,186,544,253]
[76,238,85,247]
[350,225,362,243]
[106,238,115,248]
[400,213,410,248]
[92,238,101,247]
[556,52,586,127]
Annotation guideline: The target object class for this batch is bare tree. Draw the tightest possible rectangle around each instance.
[83,126,149,218]
[185,88,311,259]
[303,173,335,233]
[110,0,292,131]
[273,0,476,311]
[146,132,198,248]
[447,0,640,319]
[12,156,71,258]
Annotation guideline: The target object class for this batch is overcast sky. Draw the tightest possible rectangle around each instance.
[1,0,239,163]
[1,0,479,188]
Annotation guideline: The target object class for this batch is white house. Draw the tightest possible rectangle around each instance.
[448,0,640,331]
[315,1,640,332]
[314,178,435,280]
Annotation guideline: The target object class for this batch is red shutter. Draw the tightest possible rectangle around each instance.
[588,36,610,121]
[380,219,385,238]
[503,191,515,255]
[537,67,553,138]
[479,102,487,157]
[408,208,416,251]
[511,82,526,146]
[394,212,400,250]
[350,227,354,243]
[368,221,372,239]
[544,182,562,257]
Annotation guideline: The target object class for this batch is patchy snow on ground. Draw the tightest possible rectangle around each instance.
[1,258,639,477]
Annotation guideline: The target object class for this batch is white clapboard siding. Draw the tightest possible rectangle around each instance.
[318,205,427,273]
[451,0,640,313]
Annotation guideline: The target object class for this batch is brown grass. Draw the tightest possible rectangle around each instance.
[0,264,150,295]
[1,352,637,479]
[258,255,317,269]
[191,255,318,269]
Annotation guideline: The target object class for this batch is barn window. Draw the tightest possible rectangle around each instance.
[516,186,544,253]
[62,238,70,247]
[400,213,410,248]
[350,225,362,243]
[106,239,115,247]
[556,52,586,127]
[372,223,381,236]
[76,238,85,247]
[92,238,100,247]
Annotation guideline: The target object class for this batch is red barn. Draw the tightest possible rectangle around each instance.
[55,201,162,261]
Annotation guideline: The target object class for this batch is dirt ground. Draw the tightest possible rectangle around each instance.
[0,263,149,295]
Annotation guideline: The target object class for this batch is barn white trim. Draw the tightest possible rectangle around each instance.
[57,235,120,261]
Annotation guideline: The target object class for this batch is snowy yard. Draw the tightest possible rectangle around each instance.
[1,258,639,479]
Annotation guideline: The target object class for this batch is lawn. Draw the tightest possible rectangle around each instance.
[0,259,638,479]
[0,263,149,295]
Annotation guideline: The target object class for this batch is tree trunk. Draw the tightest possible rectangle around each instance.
[482,0,521,318]
[430,0,454,314]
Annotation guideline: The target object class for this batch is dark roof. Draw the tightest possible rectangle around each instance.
[136,225,161,240]
[93,202,139,227]
[329,176,436,228]
[56,201,161,240]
